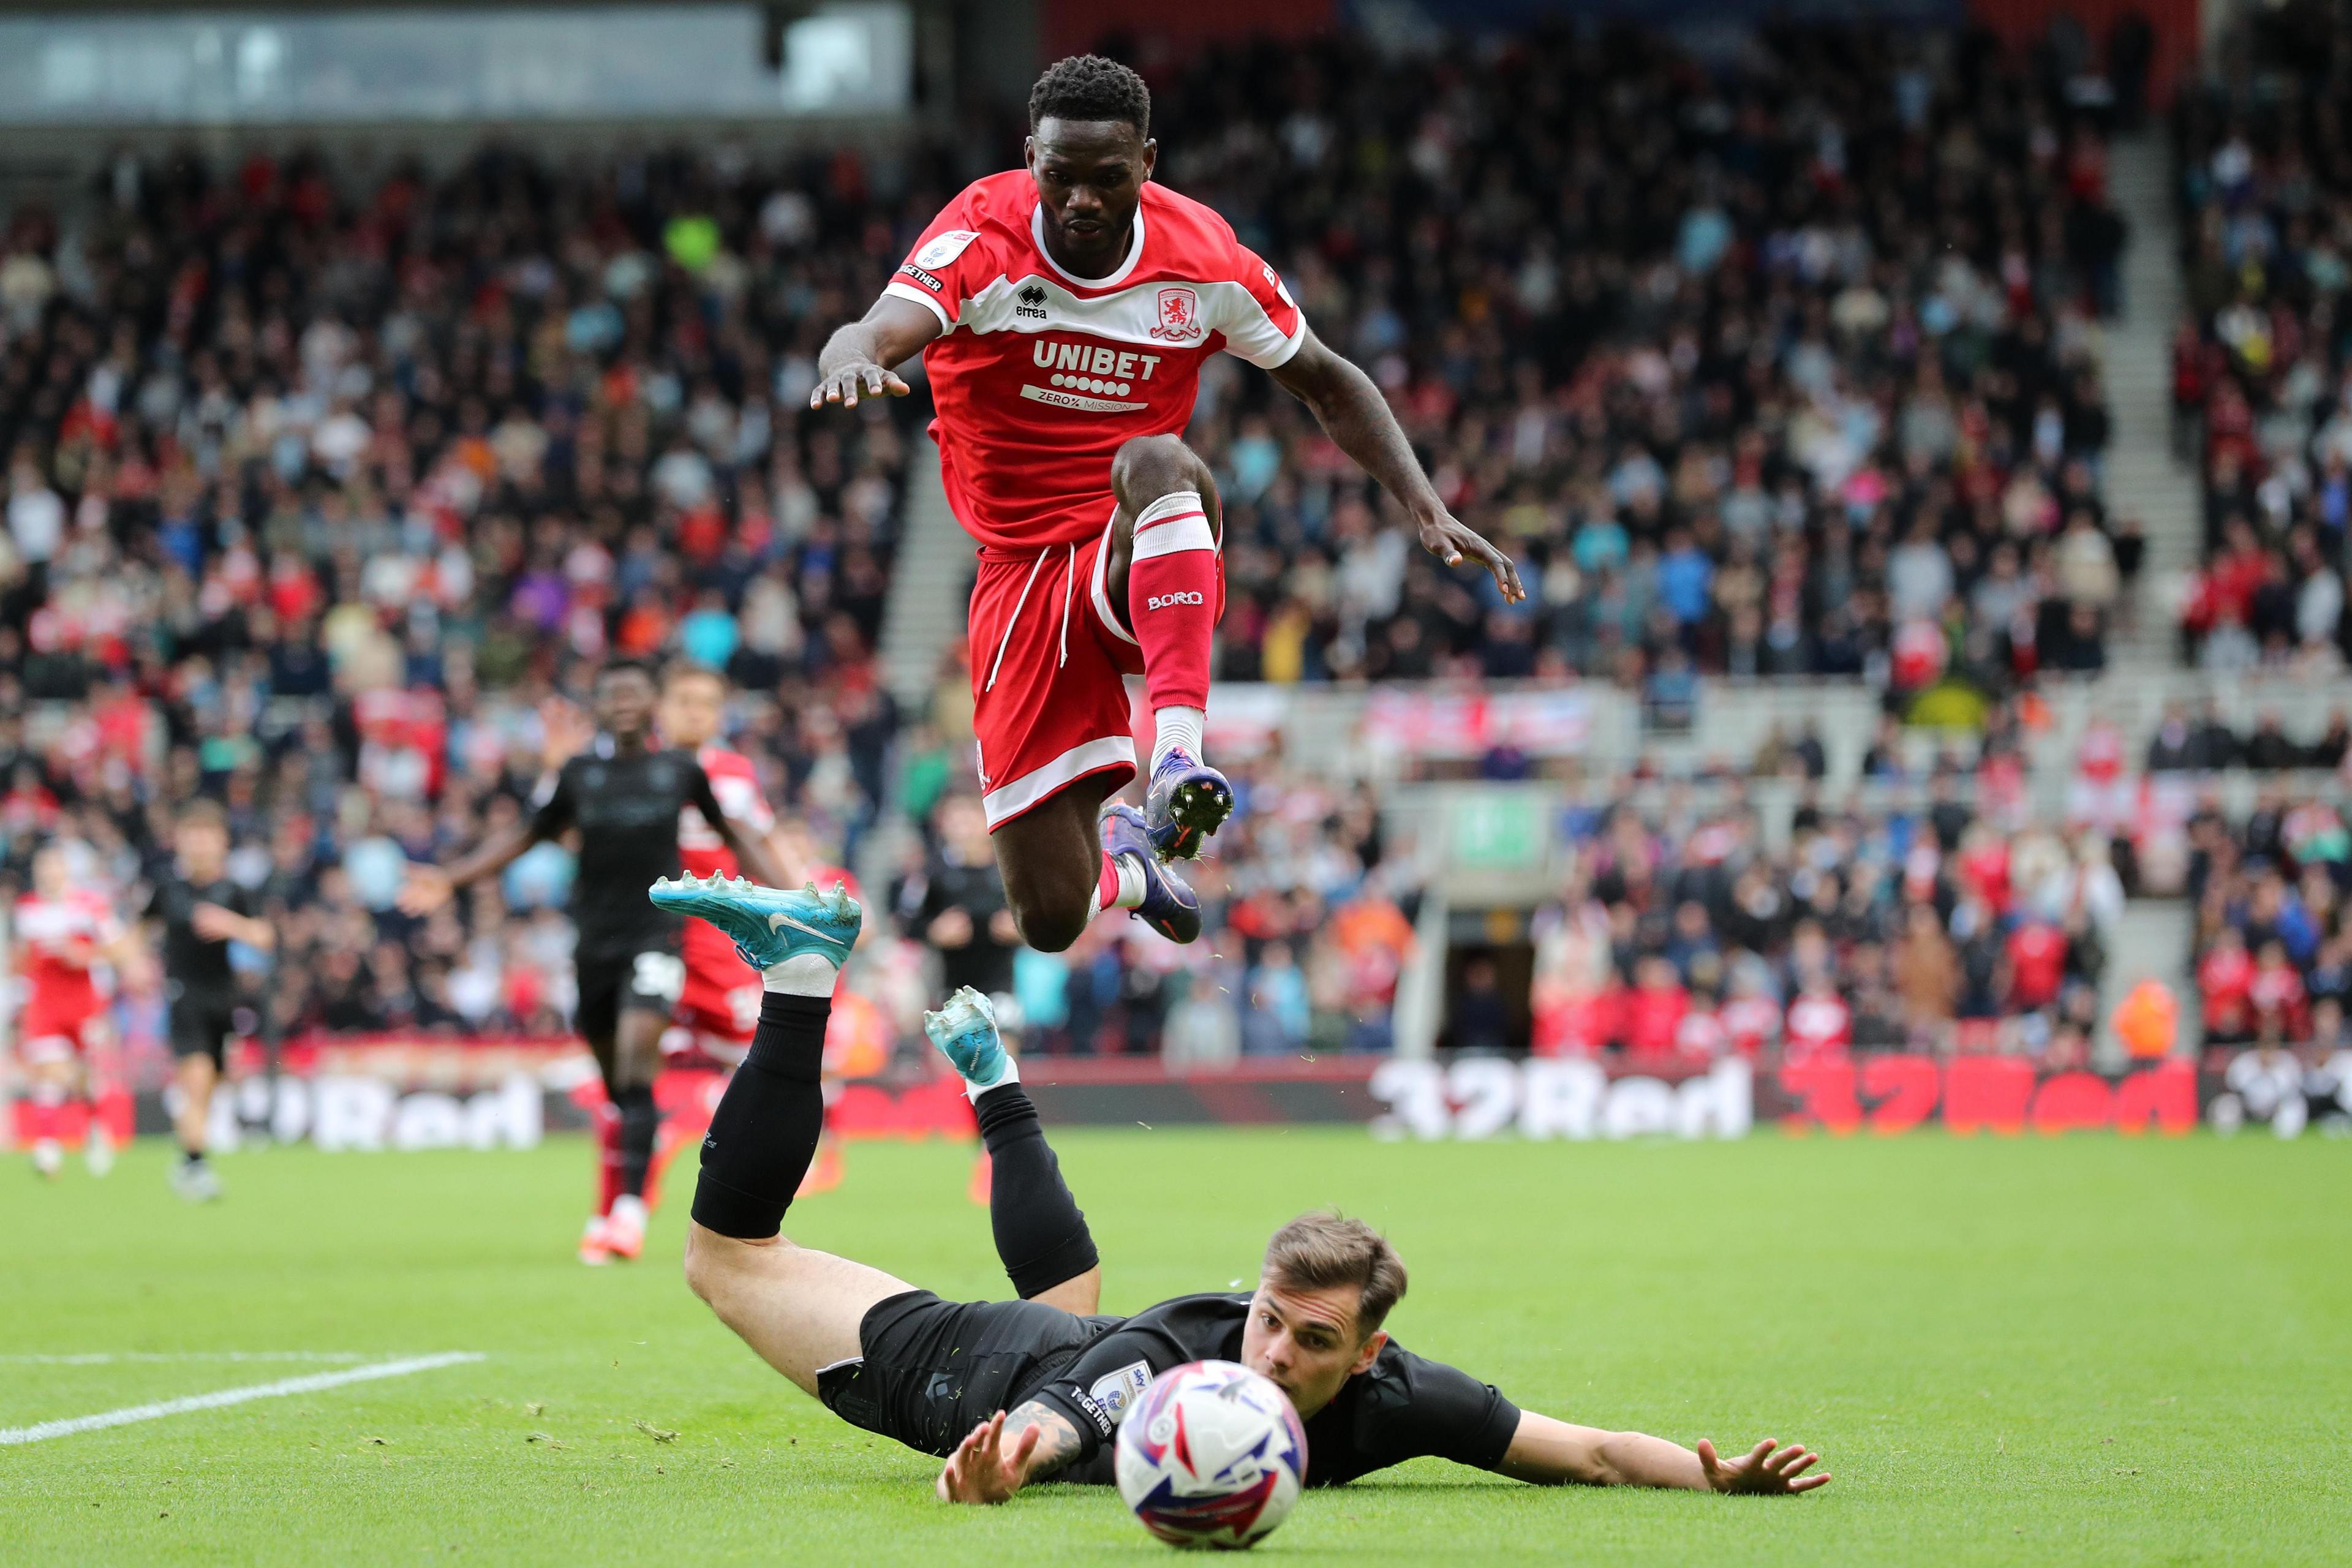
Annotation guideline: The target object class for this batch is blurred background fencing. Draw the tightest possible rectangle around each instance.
[0,0,2346,1145]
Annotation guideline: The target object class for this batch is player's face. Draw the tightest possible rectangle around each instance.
[658,673,725,750]
[177,822,227,874]
[31,846,66,897]
[1025,118,1156,273]
[1240,1280,1385,1421]
[595,670,657,742]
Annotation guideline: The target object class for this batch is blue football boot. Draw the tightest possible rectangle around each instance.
[647,874,861,970]
[923,986,1015,1093]
[1101,803,1203,944]
[1141,745,1234,861]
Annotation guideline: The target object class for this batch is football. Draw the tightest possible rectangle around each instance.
[1114,1360,1310,1550]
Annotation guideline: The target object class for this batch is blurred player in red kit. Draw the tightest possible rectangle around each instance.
[643,668,867,1216]
[13,842,143,1178]
[808,55,1520,959]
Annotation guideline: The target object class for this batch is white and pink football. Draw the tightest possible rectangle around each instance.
[1114,1360,1308,1550]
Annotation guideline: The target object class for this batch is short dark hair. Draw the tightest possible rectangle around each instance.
[598,657,657,685]
[1028,54,1150,140]
[1262,1212,1408,1338]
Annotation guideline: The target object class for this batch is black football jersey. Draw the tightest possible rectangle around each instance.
[1022,1292,1521,1487]
[144,874,257,1003]
[529,745,727,951]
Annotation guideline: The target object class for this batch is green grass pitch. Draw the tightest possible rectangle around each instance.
[3,1128,2346,1564]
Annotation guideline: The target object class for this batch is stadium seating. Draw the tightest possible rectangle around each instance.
[1144,26,2125,696]
[2168,4,2352,671]
[0,21,2283,1093]
[0,141,940,1048]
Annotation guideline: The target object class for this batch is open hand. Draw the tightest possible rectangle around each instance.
[189,903,243,941]
[936,1410,1041,1505]
[1415,507,1525,604]
[810,361,911,410]
[396,865,454,918]
[1696,1438,1829,1495]
[540,696,594,773]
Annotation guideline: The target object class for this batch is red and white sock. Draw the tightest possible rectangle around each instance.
[1128,491,1216,751]
[594,1101,623,1218]
[22,1087,64,1149]
[1093,851,1147,917]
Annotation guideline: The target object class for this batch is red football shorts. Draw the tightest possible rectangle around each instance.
[968,505,1224,831]
[18,1002,110,1065]
[666,933,761,1071]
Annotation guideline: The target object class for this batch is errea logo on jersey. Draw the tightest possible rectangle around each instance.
[1147,591,1205,610]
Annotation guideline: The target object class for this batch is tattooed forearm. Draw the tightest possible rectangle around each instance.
[1001,1403,1084,1480]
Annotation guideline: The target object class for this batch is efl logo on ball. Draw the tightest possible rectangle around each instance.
[1114,1361,1307,1550]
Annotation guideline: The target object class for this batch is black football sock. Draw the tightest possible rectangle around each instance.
[612,1084,660,1200]
[690,992,830,1238]
[975,1082,1099,1298]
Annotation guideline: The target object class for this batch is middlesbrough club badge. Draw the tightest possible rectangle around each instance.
[1151,286,1204,341]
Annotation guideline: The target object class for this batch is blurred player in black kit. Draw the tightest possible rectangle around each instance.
[401,659,786,1261]
[143,801,273,1202]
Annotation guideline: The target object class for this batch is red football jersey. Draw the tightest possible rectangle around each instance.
[2005,921,2068,1009]
[1784,993,1852,1058]
[677,745,776,992]
[677,745,774,876]
[1674,1008,1730,1059]
[1623,983,1690,1055]
[15,890,120,1028]
[1721,995,1782,1058]
[2197,946,2254,1031]
[886,172,1307,550]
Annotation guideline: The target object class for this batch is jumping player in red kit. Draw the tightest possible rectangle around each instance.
[13,843,143,1179]
[810,55,1521,955]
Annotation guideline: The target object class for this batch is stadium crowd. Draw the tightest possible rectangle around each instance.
[2169,1,2352,671]
[0,135,946,1059]
[2186,783,2352,1052]
[1151,25,2130,703]
[1509,782,2127,1068]
[0,18,2255,1096]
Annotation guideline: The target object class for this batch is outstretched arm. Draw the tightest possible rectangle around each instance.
[396,821,542,916]
[701,797,790,892]
[1267,330,1524,604]
[936,1403,1087,1505]
[810,295,942,410]
[1496,1412,1828,1494]
[189,903,274,952]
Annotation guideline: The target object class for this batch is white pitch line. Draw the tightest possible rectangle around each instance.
[0,1352,484,1445]
[0,1352,379,1366]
